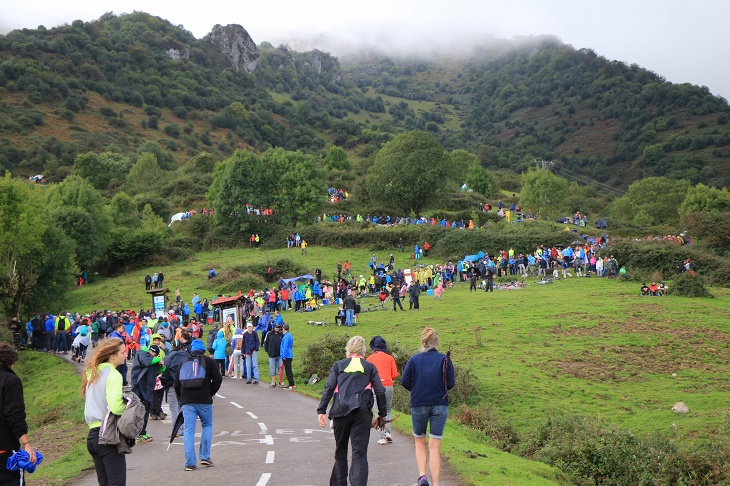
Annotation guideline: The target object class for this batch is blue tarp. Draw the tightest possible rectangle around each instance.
[280,274,316,285]
[463,251,485,262]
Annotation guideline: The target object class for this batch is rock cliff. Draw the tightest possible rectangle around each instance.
[204,24,260,73]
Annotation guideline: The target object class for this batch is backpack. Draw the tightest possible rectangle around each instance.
[160,349,191,388]
[57,316,68,331]
[235,337,242,351]
[178,356,207,390]
[118,391,146,440]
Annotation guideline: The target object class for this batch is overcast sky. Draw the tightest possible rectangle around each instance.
[2,0,729,101]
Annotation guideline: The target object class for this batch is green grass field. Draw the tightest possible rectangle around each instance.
[63,245,730,483]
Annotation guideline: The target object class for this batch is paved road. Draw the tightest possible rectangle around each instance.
[76,368,461,485]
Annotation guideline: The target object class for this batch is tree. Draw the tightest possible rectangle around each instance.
[610,177,691,225]
[678,183,730,215]
[448,149,477,182]
[519,167,570,221]
[366,131,451,214]
[465,165,496,197]
[126,152,162,194]
[324,146,351,171]
[261,148,326,226]
[73,152,131,189]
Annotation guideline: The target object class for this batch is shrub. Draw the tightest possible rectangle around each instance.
[301,332,351,379]
[669,273,712,297]
[454,403,520,452]
[210,274,266,295]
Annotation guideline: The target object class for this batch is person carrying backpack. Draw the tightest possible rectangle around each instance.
[159,345,191,437]
[174,340,222,471]
[230,329,244,380]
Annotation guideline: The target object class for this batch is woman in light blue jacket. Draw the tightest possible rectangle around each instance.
[211,330,228,377]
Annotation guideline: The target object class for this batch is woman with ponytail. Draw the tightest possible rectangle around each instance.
[400,328,455,486]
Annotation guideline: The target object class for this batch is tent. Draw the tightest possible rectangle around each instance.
[280,274,316,285]
[168,212,187,226]
[463,251,485,262]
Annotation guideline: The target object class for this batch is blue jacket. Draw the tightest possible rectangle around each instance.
[44,317,56,333]
[280,332,294,359]
[242,331,260,354]
[401,349,455,408]
[212,331,227,360]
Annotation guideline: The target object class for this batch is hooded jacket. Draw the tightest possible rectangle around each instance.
[211,330,228,360]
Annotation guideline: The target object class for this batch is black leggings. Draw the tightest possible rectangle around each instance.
[87,427,126,486]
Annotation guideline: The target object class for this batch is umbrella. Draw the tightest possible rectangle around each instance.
[571,240,585,246]
[555,244,565,249]
[6,449,43,473]
[168,412,184,450]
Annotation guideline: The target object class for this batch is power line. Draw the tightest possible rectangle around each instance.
[548,161,627,197]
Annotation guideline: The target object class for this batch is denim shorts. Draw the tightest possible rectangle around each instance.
[411,405,448,439]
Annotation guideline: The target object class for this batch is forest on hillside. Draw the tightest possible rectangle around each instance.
[1,11,729,189]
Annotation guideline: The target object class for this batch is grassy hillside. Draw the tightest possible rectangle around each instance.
[64,245,730,482]
[2,13,729,191]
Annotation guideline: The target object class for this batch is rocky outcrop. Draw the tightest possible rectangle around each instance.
[166,48,190,61]
[204,24,259,73]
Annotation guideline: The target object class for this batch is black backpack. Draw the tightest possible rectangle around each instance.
[57,316,68,331]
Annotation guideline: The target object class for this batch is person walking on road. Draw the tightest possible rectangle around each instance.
[366,336,398,445]
[174,340,222,471]
[82,339,127,486]
[317,336,387,486]
[131,344,164,443]
[401,328,455,486]
[280,323,295,389]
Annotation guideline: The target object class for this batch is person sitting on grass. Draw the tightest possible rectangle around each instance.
[641,283,650,296]
[649,282,659,296]
[658,282,668,295]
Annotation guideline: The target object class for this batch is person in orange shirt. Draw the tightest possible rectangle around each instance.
[366,336,399,444]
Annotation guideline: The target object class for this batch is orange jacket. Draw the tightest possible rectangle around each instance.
[366,351,398,387]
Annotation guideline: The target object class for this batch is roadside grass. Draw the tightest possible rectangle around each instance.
[15,352,92,485]
[63,245,730,482]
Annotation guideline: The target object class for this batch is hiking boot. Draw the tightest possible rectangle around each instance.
[158,412,167,420]
[246,380,252,384]
[185,465,197,471]
[253,381,259,385]
[200,459,213,466]
[150,414,159,420]
[417,475,430,486]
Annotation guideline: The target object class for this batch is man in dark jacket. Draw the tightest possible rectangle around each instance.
[409,281,421,310]
[263,323,283,387]
[131,344,164,442]
[174,339,222,471]
[317,336,386,486]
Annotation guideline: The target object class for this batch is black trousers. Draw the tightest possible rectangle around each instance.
[330,408,373,486]
[87,427,126,486]
[283,358,294,386]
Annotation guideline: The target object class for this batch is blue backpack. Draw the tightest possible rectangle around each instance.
[178,356,207,390]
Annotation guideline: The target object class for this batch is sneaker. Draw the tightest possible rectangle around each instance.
[246,381,252,384]
[269,382,276,388]
[150,414,159,420]
[253,381,259,385]
[377,438,387,445]
[385,432,393,442]
[287,385,296,390]
[158,412,167,420]
[279,383,287,388]
[417,475,429,486]
[136,434,153,443]
[185,465,197,471]
[200,459,213,466]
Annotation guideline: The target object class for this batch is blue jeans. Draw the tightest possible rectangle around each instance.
[411,405,448,439]
[268,356,282,378]
[346,309,354,326]
[245,351,259,381]
[182,403,213,468]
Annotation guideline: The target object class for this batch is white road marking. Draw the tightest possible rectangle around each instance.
[255,473,271,486]
[258,422,268,434]
[247,411,258,419]
[216,393,225,399]
[263,435,274,445]
[265,451,275,464]
[230,401,244,409]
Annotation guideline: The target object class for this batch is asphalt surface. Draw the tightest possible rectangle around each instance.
[73,356,461,486]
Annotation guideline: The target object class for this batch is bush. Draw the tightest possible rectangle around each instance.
[213,274,266,295]
[454,403,520,452]
[301,332,351,379]
[519,414,730,485]
[669,273,712,297]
